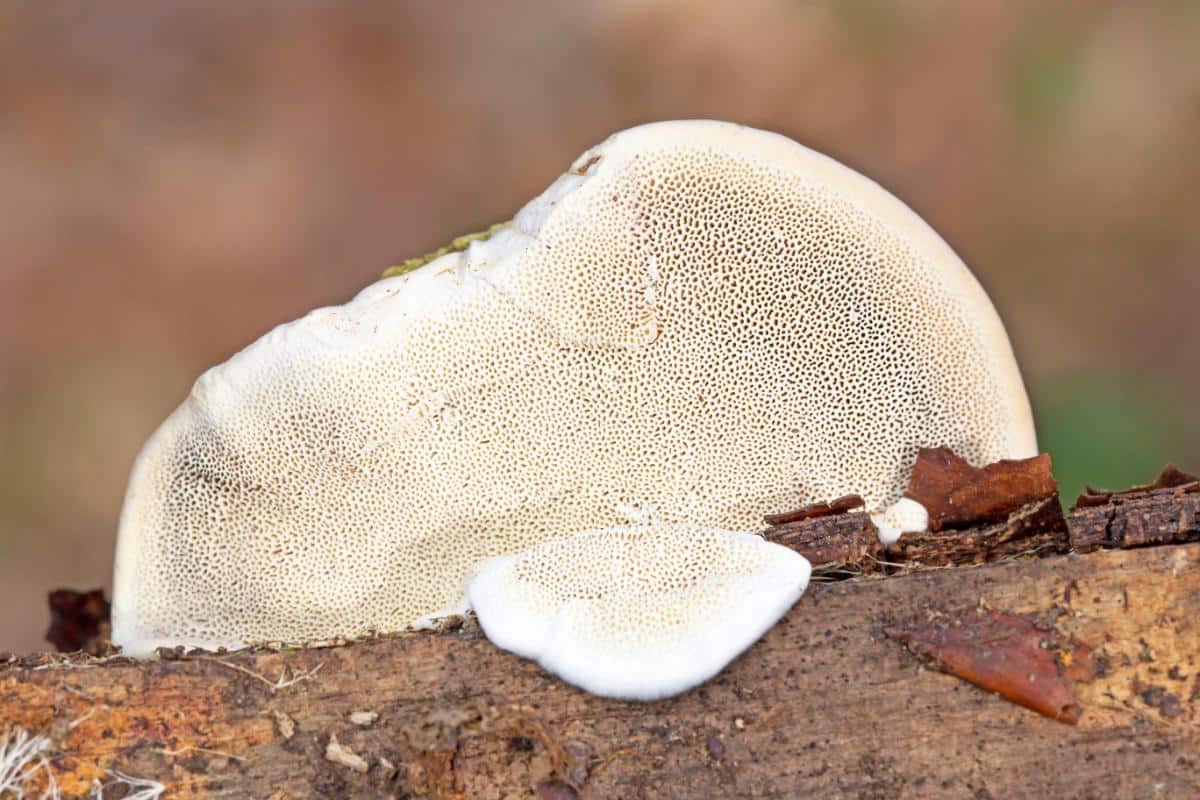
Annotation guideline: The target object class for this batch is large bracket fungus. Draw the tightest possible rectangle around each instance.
[111,120,1035,698]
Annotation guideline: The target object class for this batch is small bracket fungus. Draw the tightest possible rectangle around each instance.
[467,524,811,700]
[871,497,931,546]
[111,119,1035,657]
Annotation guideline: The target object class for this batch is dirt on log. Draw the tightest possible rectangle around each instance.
[3,491,1199,798]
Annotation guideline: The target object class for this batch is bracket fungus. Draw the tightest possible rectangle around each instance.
[112,120,1036,698]
[468,524,810,700]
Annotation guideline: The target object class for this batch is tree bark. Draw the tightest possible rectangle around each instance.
[3,497,1199,799]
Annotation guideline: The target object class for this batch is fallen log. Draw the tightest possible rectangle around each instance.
[3,493,1199,798]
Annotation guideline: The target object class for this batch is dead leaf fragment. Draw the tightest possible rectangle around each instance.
[272,710,296,740]
[45,588,111,654]
[886,608,1096,724]
[905,447,1057,531]
[325,733,369,773]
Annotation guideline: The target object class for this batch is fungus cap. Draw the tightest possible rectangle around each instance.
[467,524,811,700]
[112,119,1035,655]
[871,497,931,546]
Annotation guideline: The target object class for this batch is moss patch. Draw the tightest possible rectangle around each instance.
[382,222,509,280]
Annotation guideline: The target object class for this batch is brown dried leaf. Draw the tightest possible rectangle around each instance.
[1150,464,1200,489]
[886,609,1096,724]
[904,447,1057,531]
[45,588,110,654]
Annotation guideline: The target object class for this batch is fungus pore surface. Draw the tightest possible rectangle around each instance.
[467,524,811,700]
[112,120,1036,655]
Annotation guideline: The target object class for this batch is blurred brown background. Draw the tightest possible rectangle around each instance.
[1,1,1197,653]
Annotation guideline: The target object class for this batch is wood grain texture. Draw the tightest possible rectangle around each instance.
[3,541,1198,799]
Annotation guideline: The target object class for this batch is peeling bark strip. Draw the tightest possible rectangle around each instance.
[764,489,1200,571]
[760,509,883,572]
[1069,491,1200,552]
[763,494,865,526]
[762,495,1070,573]
[1072,464,1199,510]
[3,545,1198,798]
[888,493,1069,567]
[1068,465,1200,552]
[763,449,1066,571]
[762,456,1199,571]
[905,448,1057,531]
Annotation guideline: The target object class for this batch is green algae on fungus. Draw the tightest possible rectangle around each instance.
[382,222,510,279]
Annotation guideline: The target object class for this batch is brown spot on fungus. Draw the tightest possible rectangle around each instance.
[569,153,602,176]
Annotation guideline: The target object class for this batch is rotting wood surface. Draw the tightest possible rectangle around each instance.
[3,537,1198,798]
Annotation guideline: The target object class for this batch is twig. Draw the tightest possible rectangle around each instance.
[154,745,245,763]
[213,660,324,692]
[67,707,104,730]
[90,770,164,800]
